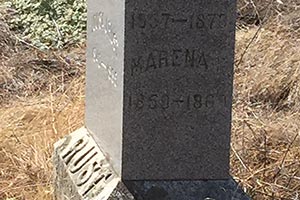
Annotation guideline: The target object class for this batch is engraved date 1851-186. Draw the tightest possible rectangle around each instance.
[128,93,227,111]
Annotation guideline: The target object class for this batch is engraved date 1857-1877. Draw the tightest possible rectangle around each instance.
[130,12,228,30]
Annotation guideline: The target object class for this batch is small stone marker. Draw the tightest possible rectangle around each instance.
[54,0,251,199]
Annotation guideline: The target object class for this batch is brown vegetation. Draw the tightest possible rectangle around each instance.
[0,1,299,199]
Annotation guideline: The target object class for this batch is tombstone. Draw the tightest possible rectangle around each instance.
[53,0,251,199]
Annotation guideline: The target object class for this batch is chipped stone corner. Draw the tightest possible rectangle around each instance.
[53,127,122,200]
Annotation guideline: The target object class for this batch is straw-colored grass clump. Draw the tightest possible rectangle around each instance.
[0,1,299,199]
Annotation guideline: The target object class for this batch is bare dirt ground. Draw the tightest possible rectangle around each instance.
[0,1,299,199]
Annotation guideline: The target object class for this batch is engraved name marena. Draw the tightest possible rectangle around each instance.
[58,134,114,198]
[130,12,228,30]
[130,49,208,76]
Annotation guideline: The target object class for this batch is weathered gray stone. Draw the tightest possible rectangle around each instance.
[54,0,251,199]
[109,182,135,200]
[54,147,81,200]
[53,128,121,200]
[85,0,124,176]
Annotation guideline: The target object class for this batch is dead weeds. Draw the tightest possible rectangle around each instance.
[0,46,85,105]
[0,1,299,200]
[232,4,300,199]
[0,70,85,199]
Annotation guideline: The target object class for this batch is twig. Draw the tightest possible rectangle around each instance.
[53,52,70,66]
[263,129,268,180]
[286,170,299,188]
[236,0,275,68]
[14,35,48,52]
[52,18,63,48]
[231,145,252,172]
[49,85,58,135]
[244,120,258,137]
[273,132,299,180]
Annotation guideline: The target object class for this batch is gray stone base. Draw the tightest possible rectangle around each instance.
[53,128,250,200]
[122,180,250,200]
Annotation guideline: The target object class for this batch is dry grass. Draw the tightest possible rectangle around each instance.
[0,95,85,199]
[231,2,300,198]
[0,8,86,198]
[0,48,86,199]
[0,1,299,200]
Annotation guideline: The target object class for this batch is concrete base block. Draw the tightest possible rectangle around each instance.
[53,128,250,200]
[122,180,250,200]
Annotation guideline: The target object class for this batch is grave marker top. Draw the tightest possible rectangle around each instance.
[86,0,237,180]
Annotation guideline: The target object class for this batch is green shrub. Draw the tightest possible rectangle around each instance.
[7,0,87,49]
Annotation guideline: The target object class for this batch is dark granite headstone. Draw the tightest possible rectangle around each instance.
[123,0,236,180]
[54,0,251,199]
